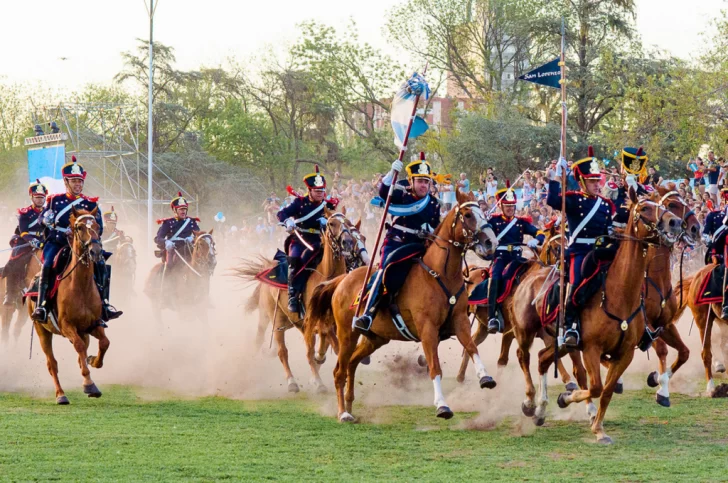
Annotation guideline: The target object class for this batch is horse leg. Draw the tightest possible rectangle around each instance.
[254,300,269,351]
[420,322,451,418]
[456,314,488,384]
[696,305,716,396]
[713,320,728,374]
[453,312,495,389]
[64,327,102,398]
[497,330,515,379]
[344,335,388,416]
[334,326,357,422]
[12,306,28,345]
[87,326,110,369]
[274,328,298,393]
[558,346,604,421]
[567,351,595,420]
[544,332,577,391]
[591,349,636,444]
[303,323,326,393]
[35,324,68,404]
[650,323,689,407]
[515,328,537,418]
[0,305,11,345]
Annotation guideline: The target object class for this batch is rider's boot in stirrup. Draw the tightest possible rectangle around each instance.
[486,278,502,334]
[31,266,52,322]
[95,261,122,321]
[286,257,301,314]
[561,284,581,350]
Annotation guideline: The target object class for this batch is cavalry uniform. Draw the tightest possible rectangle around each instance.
[607,179,654,230]
[353,153,440,331]
[486,183,544,333]
[703,187,728,319]
[32,156,122,323]
[2,180,47,305]
[547,148,614,348]
[154,193,201,265]
[277,166,336,313]
[101,206,126,253]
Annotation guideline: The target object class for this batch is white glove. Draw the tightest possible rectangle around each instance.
[318,217,328,229]
[702,234,711,245]
[185,235,195,243]
[554,157,568,178]
[29,238,41,249]
[41,210,55,227]
[391,159,404,173]
[164,240,175,251]
[284,218,296,233]
[382,160,404,186]
[527,239,539,248]
[625,174,638,191]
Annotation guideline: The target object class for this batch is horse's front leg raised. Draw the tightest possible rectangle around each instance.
[87,326,110,369]
[65,329,102,398]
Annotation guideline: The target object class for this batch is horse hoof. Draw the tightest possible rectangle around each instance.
[315,384,328,394]
[564,381,578,392]
[655,394,670,407]
[83,384,102,398]
[557,392,571,409]
[533,416,546,427]
[288,383,300,393]
[646,371,659,388]
[521,402,536,417]
[614,382,624,394]
[314,355,326,365]
[339,412,355,423]
[479,376,497,389]
[597,435,613,445]
[56,396,70,405]
[714,361,726,374]
[436,406,454,419]
[417,355,427,367]
[361,356,371,366]
[456,374,465,384]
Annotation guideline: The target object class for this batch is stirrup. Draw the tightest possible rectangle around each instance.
[103,304,123,321]
[287,296,300,314]
[31,307,47,323]
[352,314,373,331]
[721,305,728,320]
[486,317,502,334]
[560,328,580,350]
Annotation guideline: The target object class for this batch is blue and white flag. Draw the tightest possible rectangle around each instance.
[391,72,430,148]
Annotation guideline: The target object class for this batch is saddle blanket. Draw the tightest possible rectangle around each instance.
[696,265,726,306]
[539,260,609,327]
[254,249,322,290]
[467,261,529,306]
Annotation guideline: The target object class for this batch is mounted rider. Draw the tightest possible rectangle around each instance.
[277,165,337,314]
[154,192,200,268]
[547,147,614,349]
[486,181,545,334]
[101,206,126,253]
[32,156,123,323]
[2,180,47,306]
[703,186,728,319]
[353,153,441,331]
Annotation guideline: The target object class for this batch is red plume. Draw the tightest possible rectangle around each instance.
[36,178,41,184]
[72,155,77,162]
[505,179,511,189]
[587,146,594,158]
[286,185,301,198]
[314,164,320,173]
[111,206,115,212]
[177,192,182,197]
[636,146,644,156]
[420,152,425,160]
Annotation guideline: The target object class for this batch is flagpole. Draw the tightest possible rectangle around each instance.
[353,67,428,322]
[556,17,567,377]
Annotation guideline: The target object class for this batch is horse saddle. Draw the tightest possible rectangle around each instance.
[254,249,323,290]
[696,265,727,306]
[467,260,530,306]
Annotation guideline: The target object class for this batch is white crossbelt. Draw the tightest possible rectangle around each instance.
[496,246,522,251]
[495,217,519,242]
[392,224,421,235]
[294,202,325,225]
[568,198,603,247]
[169,218,191,241]
[52,198,87,233]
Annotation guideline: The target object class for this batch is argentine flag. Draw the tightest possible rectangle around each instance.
[391,72,430,148]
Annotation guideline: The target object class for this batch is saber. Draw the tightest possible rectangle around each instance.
[293,230,315,252]
[270,289,281,349]
[174,249,202,277]
[0,242,31,253]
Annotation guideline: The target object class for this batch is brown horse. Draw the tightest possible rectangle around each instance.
[112,236,136,301]
[1,248,41,345]
[234,212,358,393]
[26,208,110,404]
[306,201,497,422]
[455,221,584,392]
[515,189,681,443]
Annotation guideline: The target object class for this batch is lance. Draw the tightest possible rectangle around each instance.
[352,66,428,323]
[555,18,567,378]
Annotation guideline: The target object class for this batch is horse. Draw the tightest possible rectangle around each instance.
[1,248,41,345]
[112,235,137,301]
[144,230,216,319]
[306,199,498,422]
[26,208,111,404]
[455,220,584,393]
[512,188,682,443]
[234,211,360,393]
[636,188,700,406]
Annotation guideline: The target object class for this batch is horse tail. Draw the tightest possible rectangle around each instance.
[306,274,346,332]
[246,284,261,313]
[229,256,272,283]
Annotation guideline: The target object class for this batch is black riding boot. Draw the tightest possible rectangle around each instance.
[3,267,20,306]
[95,261,122,321]
[31,266,52,322]
[561,284,581,350]
[486,278,502,334]
[286,257,302,314]
[352,270,384,332]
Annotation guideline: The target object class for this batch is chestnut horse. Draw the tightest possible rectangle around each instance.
[514,189,681,443]
[234,212,359,393]
[1,248,41,345]
[306,201,497,422]
[26,208,110,404]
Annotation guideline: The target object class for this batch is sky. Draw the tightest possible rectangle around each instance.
[0,0,725,92]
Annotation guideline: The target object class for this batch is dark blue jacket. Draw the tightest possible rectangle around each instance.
[14,205,44,244]
[277,196,336,241]
[381,180,440,244]
[491,214,545,252]
[704,209,728,255]
[41,193,103,245]
[155,217,201,249]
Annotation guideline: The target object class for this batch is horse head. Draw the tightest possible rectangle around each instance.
[322,209,353,262]
[627,187,682,247]
[440,201,497,260]
[328,213,369,268]
[69,207,102,264]
[192,229,216,275]
[654,186,700,246]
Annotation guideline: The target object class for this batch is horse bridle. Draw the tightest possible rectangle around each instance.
[192,233,216,275]
[433,201,492,252]
[328,213,368,267]
[71,214,102,266]
[659,191,698,244]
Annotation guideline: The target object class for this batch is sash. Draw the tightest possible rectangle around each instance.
[294,202,325,225]
[496,217,519,242]
[370,194,431,217]
[568,197,602,246]
[170,218,192,241]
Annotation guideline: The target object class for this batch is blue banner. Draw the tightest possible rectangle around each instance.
[518,58,562,89]
[27,144,65,194]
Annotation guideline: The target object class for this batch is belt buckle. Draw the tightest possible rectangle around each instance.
[507,245,513,252]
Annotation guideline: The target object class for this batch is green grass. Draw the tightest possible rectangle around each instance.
[0,385,726,482]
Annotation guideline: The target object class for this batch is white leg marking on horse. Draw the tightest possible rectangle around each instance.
[472,354,488,379]
[535,373,549,418]
[586,402,597,418]
[617,376,624,385]
[287,376,297,385]
[656,370,672,398]
[707,378,716,396]
[432,375,447,408]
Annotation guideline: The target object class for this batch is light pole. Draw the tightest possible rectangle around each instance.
[146,0,157,251]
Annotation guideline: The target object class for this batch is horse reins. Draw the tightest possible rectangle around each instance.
[57,215,102,282]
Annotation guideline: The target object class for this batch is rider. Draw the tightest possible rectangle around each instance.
[486,181,545,334]
[3,180,47,306]
[547,147,614,349]
[154,192,200,267]
[703,186,728,319]
[277,165,337,313]
[101,206,126,253]
[352,152,441,331]
[32,156,123,323]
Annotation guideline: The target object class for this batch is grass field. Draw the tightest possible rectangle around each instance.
[1,384,726,482]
